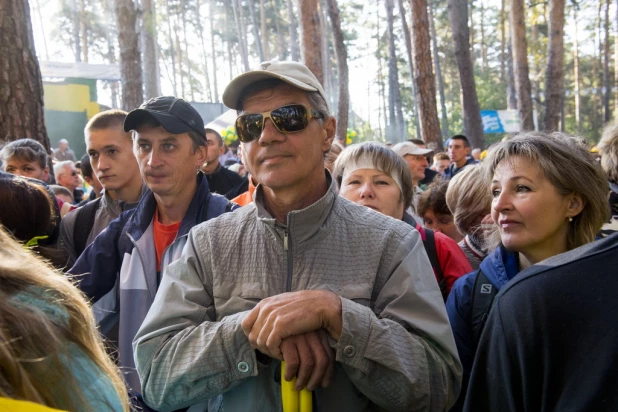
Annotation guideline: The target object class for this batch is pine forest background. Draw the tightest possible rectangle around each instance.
[19,0,618,148]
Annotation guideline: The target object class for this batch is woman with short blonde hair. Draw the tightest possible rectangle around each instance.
[447,131,609,410]
[446,165,492,269]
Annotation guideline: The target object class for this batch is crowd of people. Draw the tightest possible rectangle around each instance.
[1,59,618,412]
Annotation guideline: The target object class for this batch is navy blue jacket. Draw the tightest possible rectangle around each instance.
[69,172,236,393]
[445,246,519,411]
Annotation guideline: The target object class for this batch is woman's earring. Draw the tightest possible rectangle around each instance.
[568,215,573,222]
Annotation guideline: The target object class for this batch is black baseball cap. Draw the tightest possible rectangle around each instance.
[124,96,206,139]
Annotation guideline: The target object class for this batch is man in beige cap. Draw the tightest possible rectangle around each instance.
[392,141,434,216]
[134,60,462,411]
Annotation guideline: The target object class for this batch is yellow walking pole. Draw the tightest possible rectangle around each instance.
[281,361,313,412]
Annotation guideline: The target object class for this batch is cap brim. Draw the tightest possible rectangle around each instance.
[222,71,319,109]
[124,109,194,135]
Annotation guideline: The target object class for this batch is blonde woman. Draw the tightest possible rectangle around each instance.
[446,165,493,269]
[446,132,609,411]
[0,226,129,411]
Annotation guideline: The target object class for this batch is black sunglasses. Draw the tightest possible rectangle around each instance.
[235,104,323,143]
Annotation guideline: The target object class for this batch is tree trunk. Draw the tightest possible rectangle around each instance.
[273,0,287,59]
[209,0,219,101]
[507,39,517,109]
[448,0,484,148]
[480,0,487,71]
[510,0,534,130]
[0,0,49,150]
[321,0,332,108]
[573,6,581,134]
[232,0,251,71]
[180,0,195,101]
[174,26,185,98]
[142,0,161,100]
[409,0,443,150]
[298,0,324,84]
[543,0,565,131]
[429,1,449,140]
[500,0,506,82]
[115,0,143,111]
[248,0,265,61]
[287,0,300,61]
[398,0,421,139]
[165,0,178,95]
[72,0,81,62]
[195,0,212,102]
[225,6,234,80]
[377,5,386,141]
[603,0,611,122]
[325,0,349,144]
[385,0,404,141]
[79,0,88,62]
[261,0,270,60]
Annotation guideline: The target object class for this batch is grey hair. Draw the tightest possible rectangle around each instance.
[332,141,413,210]
[598,121,618,183]
[483,131,609,252]
[53,160,75,178]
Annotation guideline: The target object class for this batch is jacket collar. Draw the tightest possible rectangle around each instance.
[479,245,520,288]
[126,172,212,241]
[254,170,337,246]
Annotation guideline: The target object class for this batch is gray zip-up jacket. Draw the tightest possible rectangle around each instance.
[133,179,462,412]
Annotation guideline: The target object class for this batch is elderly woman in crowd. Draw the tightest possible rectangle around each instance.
[332,141,471,298]
[598,121,618,237]
[0,226,129,411]
[446,165,493,269]
[446,131,609,411]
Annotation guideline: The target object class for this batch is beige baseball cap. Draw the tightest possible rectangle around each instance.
[391,141,433,157]
[222,60,327,109]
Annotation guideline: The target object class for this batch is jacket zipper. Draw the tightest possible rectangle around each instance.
[284,215,293,293]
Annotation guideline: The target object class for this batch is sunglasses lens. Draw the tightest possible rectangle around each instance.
[272,105,308,133]
[236,114,263,143]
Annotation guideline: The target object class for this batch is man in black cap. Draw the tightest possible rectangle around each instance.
[69,96,237,403]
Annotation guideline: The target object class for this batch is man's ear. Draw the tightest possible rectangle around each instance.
[567,193,585,219]
[218,145,225,156]
[465,146,471,156]
[195,145,207,167]
[321,116,336,152]
[84,176,94,186]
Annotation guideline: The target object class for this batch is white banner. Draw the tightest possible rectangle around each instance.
[40,61,120,81]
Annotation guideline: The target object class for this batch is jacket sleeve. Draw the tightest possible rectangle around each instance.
[434,232,472,294]
[58,209,79,268]
[463,302,522,412]
[68,213,125,302]
[133,228,255,412]
[445,272,477,412]
[334,230,463,412]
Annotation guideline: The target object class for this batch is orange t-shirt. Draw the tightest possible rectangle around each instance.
[153,208,181,271]
[232,176,257,206]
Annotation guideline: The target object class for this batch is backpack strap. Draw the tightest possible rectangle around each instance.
[73,197,102,257]
[470,268,498,343]
[423,228,447,301]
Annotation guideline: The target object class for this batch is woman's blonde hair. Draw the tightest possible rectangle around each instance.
[0,226,129,411]
[598,122,618,183]
[483,131,609,251]
[332,141,413,209]
[446,165,492,235]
